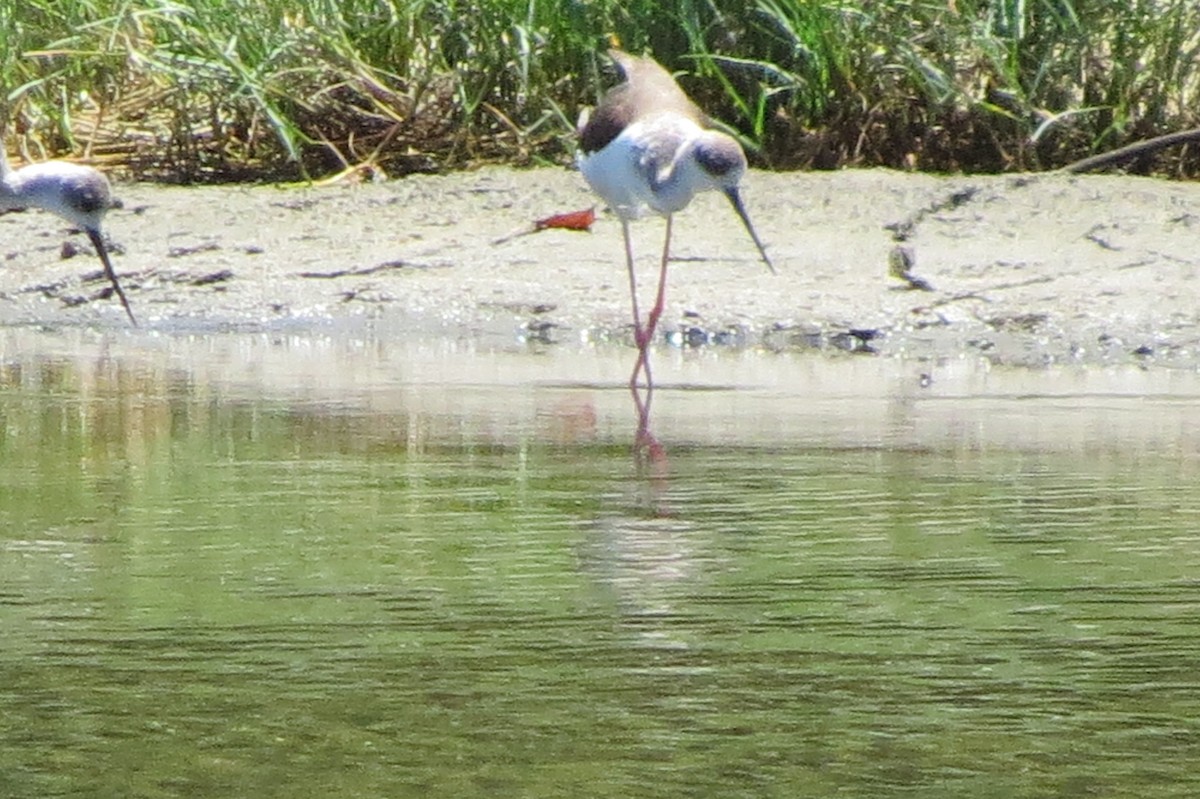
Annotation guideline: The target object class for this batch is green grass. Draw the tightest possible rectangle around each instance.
[2,0,1199,180]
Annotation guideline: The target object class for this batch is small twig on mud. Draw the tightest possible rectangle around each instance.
[298,259,442,278]
[884,186,980,242]
[926,291,991,308]
[925,274,1055,308]
[1083,224,1122,251]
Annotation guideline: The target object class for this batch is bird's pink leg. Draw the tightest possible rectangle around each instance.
[643,214,672,369]
[623,216,670,474]
[623,218,652,393]
[633,213,672,422]
[622,219,642,340]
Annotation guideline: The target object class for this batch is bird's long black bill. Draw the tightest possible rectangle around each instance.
[725,188,775,274]
[87,228,138,326]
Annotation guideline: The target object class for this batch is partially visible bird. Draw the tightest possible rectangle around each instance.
[0,141,137,324]
[578,50,773,395]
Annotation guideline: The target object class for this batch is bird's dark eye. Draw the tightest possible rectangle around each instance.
[72,184,108,214]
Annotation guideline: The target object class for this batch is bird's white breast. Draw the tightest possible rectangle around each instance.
[579,114,707,219]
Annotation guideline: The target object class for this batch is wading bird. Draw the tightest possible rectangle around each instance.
[578,50,773,399]
[0,141,137,324]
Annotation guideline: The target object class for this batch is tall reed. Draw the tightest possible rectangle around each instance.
[3,0,1198,179]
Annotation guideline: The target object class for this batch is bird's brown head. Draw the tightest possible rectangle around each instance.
[60,169,116,223]
[693,134,749,186]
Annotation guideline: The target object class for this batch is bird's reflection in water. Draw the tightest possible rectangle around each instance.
[577,49,774,489]
[631,378,669,488]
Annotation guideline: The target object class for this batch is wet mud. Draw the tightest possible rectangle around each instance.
[1,167,1197,368]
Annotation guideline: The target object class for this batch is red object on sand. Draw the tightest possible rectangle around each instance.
[534,207,596,232]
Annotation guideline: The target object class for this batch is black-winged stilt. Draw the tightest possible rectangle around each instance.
[578,50,773,397]
[1,142,137,324]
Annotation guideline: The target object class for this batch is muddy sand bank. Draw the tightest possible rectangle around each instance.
[1,167,1197,369]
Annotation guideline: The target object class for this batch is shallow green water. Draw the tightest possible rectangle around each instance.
[2,329,1200,798]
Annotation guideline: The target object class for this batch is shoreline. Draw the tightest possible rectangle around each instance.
[1,166,1197,370]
